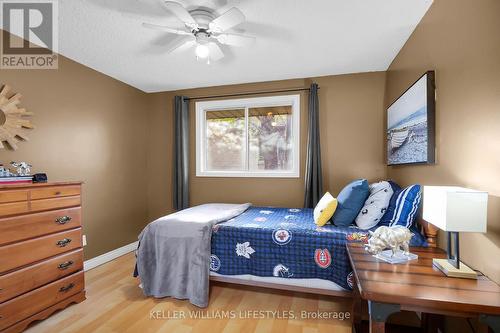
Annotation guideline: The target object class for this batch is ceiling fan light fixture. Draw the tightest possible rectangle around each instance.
[144,1,253,64]
[195,43,210,59]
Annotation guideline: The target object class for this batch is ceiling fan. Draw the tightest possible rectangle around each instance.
[143,1,256,63]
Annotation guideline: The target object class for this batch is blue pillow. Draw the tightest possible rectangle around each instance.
[380,183,421,228]
[332,179,370,226]
[409,225,428,247]
[379,180,402,226]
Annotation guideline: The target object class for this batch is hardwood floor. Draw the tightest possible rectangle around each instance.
[25,252,352,333]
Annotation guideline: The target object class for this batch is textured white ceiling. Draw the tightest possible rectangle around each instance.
[22,0,434,92]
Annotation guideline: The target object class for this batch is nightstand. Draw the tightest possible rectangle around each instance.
[346,242,500,333]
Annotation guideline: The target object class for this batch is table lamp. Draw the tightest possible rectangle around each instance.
[423,186,488,279]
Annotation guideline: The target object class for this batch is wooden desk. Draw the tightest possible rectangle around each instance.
[346,242,500,333]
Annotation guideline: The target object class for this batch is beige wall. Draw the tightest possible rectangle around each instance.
[147,72,387,220]
[146,91,175,220]
[385,0,500,283]
[0,42,150,259]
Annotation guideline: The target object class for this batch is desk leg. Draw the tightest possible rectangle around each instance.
[351,283,362,332]
[479,314,500,333]
[368,301,400,333]
[421,313,444,333]
[369,321,386,333]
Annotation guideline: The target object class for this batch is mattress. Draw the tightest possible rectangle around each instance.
[209,272,348,292]
[210,206,427,290]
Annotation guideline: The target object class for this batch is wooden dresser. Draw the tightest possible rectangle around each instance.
[0,182,85,333]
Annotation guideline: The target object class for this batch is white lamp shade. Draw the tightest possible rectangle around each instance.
[423,186,488,233]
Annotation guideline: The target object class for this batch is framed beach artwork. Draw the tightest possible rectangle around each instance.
[387,71,435,165]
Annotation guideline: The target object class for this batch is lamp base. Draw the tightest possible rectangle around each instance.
[433,258,477,279]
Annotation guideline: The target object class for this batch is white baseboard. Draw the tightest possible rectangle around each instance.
[84,241,138,271]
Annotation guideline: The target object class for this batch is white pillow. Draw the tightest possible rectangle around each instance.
[355,181,394,230]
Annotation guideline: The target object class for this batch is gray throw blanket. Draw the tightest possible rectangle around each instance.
[136,203,251,307]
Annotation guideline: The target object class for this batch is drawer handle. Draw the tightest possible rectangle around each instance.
[58,260,74,270]
[55,191,62,195]
[55,216,72,224]
[59,283,75,293]
[56,238,72,247]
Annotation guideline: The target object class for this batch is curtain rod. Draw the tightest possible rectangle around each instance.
[185,86,318,101]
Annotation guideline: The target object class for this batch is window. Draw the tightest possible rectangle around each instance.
[196,94,300,177]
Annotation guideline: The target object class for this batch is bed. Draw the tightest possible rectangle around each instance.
[209,206,429,296]
[135,204,435,305]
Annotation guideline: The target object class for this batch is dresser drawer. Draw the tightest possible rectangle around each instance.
[0,201,29,218]
[0,207,82,246]
[0,271,84,330]
[30,196,81,213]
[0,249,83,303]
[0,190,28,204]
[0,228,82,274]
[30,185,81,200]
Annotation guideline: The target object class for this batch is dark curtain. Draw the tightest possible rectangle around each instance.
[303,83,323,208]
[173,96,189,210]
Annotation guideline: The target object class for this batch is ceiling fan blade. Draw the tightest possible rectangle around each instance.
[214,33,255,47]
[207,42,224,61]
[163,1,198,28]
[208,7,245,33]
[142,23,192,35]
[165,35,196,53]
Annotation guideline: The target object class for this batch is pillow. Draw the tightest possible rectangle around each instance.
[409,225,428,247]
[313,192,338,226]
[379,180,402,226]
[355,181,394,230]
[332,179,370,227]
[380,183,421,228]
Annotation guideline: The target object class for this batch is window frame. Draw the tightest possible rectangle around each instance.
[195,94,300,178]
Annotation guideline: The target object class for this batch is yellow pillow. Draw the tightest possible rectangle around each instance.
[314,192,338,226]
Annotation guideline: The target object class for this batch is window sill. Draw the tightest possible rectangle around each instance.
[195,171,300,178]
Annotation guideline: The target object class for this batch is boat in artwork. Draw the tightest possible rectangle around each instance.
[389,127,409,150]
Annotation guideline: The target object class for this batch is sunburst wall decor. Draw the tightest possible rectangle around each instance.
[0,84,34,150]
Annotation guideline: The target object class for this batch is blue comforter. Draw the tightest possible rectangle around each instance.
[210,206,427,290]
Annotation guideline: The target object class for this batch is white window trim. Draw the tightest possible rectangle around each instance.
[196,94,300,178]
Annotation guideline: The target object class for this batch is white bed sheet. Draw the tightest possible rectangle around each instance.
[210,272,347,292]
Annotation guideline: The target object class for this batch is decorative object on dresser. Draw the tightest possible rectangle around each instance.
[32,173,48,183]
[422,186,488,279]
[9,162,31,177]
[0,181,85,333]
[347,242,500,333]
[0,176,32,185]
[0,162,33,185]
[0,85,35,151]
[0,166,13,178]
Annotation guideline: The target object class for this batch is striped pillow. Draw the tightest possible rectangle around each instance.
[387,184,422,228]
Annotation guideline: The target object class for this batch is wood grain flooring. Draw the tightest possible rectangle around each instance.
[25,252,352,333]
